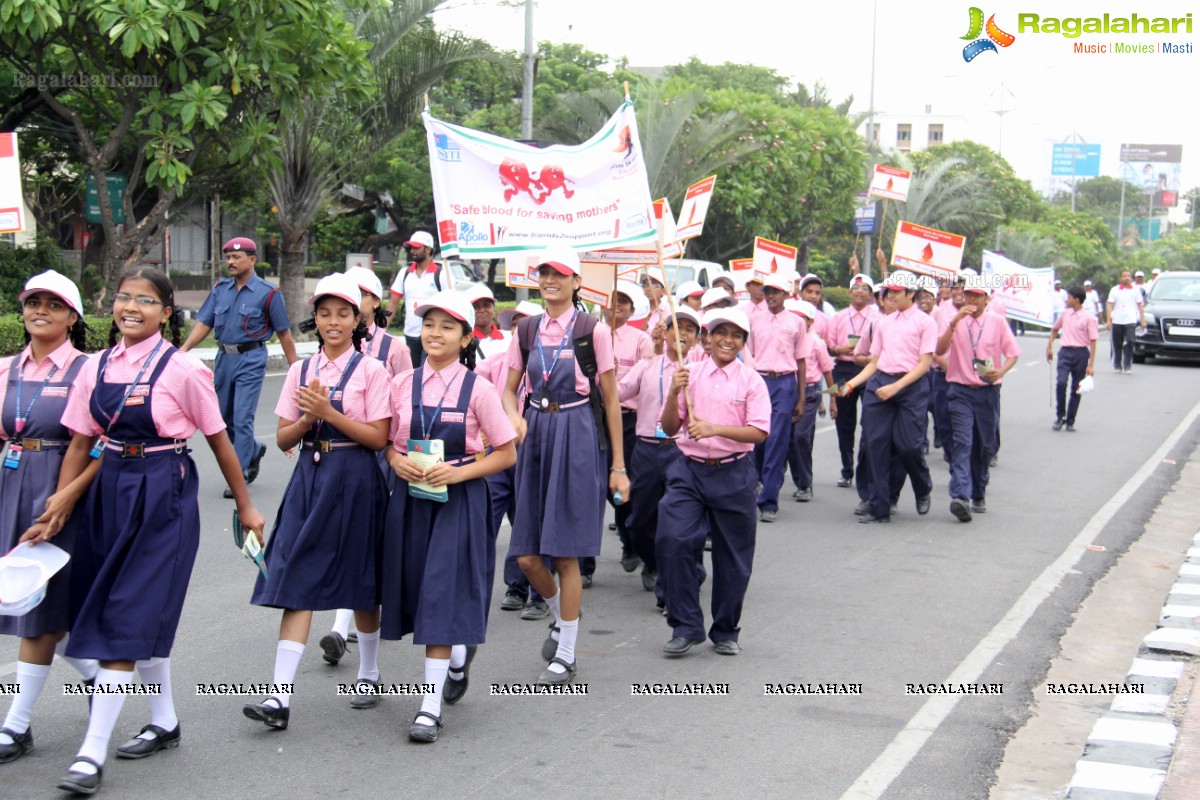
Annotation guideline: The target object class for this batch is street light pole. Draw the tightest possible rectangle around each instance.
[515,0,535,301]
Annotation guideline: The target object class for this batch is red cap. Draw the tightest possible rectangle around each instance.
[223,237,257,254]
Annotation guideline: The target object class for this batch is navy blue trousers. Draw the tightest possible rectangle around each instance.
[861,372,933,518]
[947,382,999,501]
[658,455,756,643]
[1056,347,1089,425]
[832,361,861,480]
[213,347,267,474]
[756,374,799,512]
[787,384,820,490]
[627,439,682,573]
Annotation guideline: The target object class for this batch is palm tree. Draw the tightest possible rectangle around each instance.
[536,81,763,208]
[270,0,499,328]
[876,157,1001,260]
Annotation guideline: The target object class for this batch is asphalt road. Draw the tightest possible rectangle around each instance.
[3,347,1200,800]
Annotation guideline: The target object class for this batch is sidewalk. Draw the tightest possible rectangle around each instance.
[1060,453,1200,799]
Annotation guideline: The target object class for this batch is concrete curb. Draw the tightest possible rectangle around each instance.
[1065,528,1200,799]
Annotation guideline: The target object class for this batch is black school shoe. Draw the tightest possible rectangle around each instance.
[320,632,347,665]
[0,727,32,762]
[247,443,268,484]
[243,699,289,730]
[115,723,181,759]
[56,757,103,795]
[442,646,477,706]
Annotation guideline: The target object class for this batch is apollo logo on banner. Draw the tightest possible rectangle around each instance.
[424,101,655,259]
[0,133,24,234]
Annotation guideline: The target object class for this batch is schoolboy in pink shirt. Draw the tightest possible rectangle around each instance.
[657,308,769,658]
[840,271,936,523]
[786,300,834,502]
[746,273,806,522]
[1046,287,1098,432]
[936,286,1020,522]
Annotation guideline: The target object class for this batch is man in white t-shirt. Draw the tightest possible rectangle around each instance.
[1052,280,1067,323]
[386,230,442,366]
[1106,270,1146,374]
[1083,280,1103,319]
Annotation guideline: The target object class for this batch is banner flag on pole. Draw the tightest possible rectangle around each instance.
[0,133,25,234]
[424,100,655,259]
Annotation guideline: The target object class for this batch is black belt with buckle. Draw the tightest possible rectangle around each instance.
[301,440,361,452]
[638,436,677,447]
[16,438,71,452]
[687,452,749,467]
[757,370,797,378]
[104,439,186,458]
[220,341,265,355]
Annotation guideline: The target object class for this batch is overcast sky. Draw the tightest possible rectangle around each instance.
[432,0,1200,213]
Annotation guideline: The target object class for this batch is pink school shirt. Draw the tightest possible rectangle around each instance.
[612,323,653,410]
[747,309,806,373]
[671,357,771,460]
[503,307,615,396]
[363,323,413,378]
[1052,307,1099,348]
[62,333,226,439]
[389,360,516,455]
[0,340,85,438]
[619,353,680,438]
[870,306,937,375]
[737,298,767,321]
[276,346,391,425]
[804,332,833,385]
[944,313,1021,386]
[830,305,880,363]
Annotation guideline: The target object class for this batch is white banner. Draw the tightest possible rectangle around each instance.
[981,250,1056,327]
[424,101,656,259]
[0,133,24,234]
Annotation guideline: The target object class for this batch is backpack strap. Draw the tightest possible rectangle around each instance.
[571,312,608,452]
[516,314,541,412]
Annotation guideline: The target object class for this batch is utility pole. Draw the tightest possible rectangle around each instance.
[515,0,534,302]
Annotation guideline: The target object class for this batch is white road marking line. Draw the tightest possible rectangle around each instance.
[839,395,1200,800]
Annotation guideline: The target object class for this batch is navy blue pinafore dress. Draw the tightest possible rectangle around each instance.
[251,353,386,611]
[67,347,201,661]
[380,368,492,645]
[0,353,86,637]
[508,317,606,558]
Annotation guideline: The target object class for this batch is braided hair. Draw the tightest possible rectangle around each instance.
[107,267,182,347]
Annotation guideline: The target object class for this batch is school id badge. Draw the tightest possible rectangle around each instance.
[3,443,22,469]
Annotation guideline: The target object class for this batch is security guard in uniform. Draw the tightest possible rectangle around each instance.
[181,237,297,497]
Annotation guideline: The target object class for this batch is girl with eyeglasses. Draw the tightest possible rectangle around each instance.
[50,267,265,795]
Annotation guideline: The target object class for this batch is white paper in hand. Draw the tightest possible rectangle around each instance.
[1077,375,1095,395]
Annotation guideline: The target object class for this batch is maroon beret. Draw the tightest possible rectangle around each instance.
[222,237,257,254]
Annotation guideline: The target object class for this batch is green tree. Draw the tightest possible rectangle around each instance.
[0,0,374,308]
[662,58,790,96]
[268,2,499,327]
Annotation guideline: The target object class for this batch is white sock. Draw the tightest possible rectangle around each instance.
[448,645,467,679]
[419,658,450,722]
[355,630,380,683]
[1,662,51,739]
[545,589,562,623]
[547,618,579,674]
[74,668,133,772]
[332,609,354,639]
[270,640,305,708]
[56,637,99,682]
[134,657,177,738]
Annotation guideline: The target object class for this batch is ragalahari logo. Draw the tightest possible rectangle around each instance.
[961,7,1016,61]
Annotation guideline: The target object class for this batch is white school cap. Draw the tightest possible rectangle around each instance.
[0,542,70,617]
[343,266,383,300]
[309,273,361,308]
[703,307,751,335]
[20,270,84,316]
[414,290,474,324]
